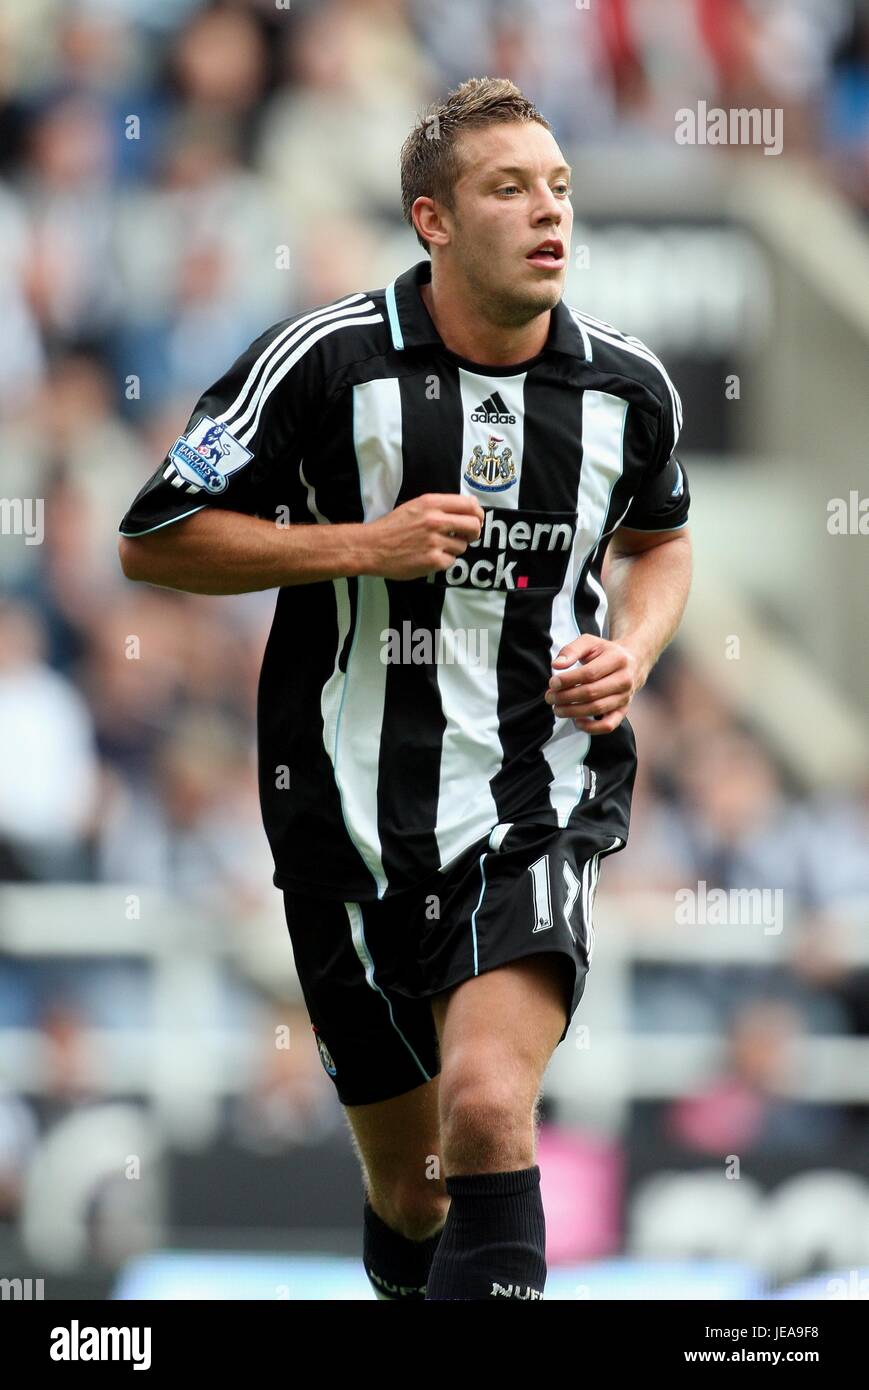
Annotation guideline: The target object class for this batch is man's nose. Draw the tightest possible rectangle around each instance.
[534,187,563,221]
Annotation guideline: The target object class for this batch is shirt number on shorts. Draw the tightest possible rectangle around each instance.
[528,855,554,932]
[528,856,591,960]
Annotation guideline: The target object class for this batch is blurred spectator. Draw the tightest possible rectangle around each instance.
[170,3,269,155]
[0,353,151,611]
[20,92,120,345]
[602,694,699,894]
[257,0,435,230]
[81,587,263,774]
[663,998,847,1153]
[114,118,287,406]
[229,1001,343,1152]
[670,728,818,906]
[35,1001,98,1124]
[97,707,273,911]
[826,3,869,210]
[0,1086,38,1223]
[0,184,44,407]
[0,601,98,879]
[627,723,860,1034]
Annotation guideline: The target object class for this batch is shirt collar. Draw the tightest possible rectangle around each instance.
[385,259,590,361]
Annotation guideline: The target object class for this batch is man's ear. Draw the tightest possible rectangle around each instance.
[413,196,450,248]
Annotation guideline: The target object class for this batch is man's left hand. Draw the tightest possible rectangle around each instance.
[544,633,648,735]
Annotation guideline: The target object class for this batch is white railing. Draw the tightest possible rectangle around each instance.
[1,886,868,1141]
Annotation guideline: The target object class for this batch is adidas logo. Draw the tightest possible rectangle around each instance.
[470,391,515,425]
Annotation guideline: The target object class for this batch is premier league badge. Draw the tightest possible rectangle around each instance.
[167,416,253,494]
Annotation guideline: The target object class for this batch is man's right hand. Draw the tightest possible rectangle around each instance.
[363,493,485,580]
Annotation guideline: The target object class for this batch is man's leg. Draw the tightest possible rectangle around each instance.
[282,888,448,1299]
[424,952,572,1300]
[344,1074,449,1299]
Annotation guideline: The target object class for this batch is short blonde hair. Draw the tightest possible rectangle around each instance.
[400,77,551,253]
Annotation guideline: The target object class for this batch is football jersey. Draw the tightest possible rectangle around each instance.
[119,258,690,899]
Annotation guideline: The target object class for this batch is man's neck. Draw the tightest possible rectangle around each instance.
[419,275,550,367]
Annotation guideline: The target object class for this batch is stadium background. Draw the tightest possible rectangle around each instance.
[1,0,868,1301]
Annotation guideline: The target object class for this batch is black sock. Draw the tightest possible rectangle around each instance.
[424,1165,546,1301]
[362,1198,445,1300]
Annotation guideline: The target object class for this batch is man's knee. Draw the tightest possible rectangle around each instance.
[367,1172,449,1241]
[438,1074,536,1170]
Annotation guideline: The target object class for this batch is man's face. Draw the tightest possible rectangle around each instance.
[442,121,573,323]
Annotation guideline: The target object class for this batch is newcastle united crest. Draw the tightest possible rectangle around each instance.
[465,435,517,493]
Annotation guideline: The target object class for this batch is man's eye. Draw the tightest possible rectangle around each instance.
[554,184,572,196]
[498,185,521,195]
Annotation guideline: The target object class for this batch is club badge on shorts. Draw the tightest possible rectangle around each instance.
[312,1024,337,1077]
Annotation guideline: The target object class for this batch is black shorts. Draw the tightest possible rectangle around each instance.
[282,819,626,1106]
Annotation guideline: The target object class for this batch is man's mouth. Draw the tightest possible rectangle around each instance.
[526,239,565,270]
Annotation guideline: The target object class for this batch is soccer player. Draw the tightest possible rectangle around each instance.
[118,77,692,1301]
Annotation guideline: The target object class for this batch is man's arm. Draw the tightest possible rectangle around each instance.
[600,523,693,684]
[546,524,692,734]
[116,309,488,593]
[117,494,485,594]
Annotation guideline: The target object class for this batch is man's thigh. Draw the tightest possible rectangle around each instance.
[412,818,626,1055]
[281,890,441,1108]
[430,951,573,1094]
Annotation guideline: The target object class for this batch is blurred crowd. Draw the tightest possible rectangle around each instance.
[2,0,869,1269]
[614,654,869,1155]
[0,0,868,414]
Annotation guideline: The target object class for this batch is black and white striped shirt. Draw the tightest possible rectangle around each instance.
[120,258,690,900]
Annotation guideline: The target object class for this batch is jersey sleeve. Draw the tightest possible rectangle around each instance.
[119,319,320,537]
[619,369,690,531]
[620,452,690,531]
